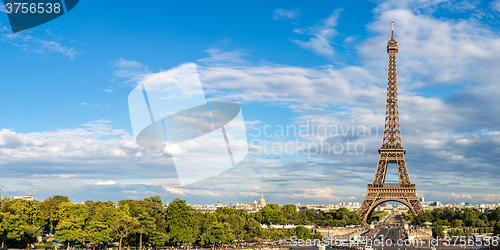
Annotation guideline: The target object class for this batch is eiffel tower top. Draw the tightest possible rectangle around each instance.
[387,21,398,52]
[381,21,403,150]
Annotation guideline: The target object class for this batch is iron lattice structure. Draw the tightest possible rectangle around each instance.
[357,23,424,224]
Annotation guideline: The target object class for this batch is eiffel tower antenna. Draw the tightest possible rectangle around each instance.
[357,22,424,224]
[391,21,394,39]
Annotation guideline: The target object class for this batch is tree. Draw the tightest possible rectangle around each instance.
[404,212,414,222]
[281,205,298,223]
[451,219,463,227]
[165,199,198,245]
[86,221,113,247]
[489,208,500,221]
[54,217,86,250]
[432,225,445,238]
[57,201,75,222]
[201,222,233,248]
[110,216,139,250]
[53,196,70,204]
[369,211,388,222]
[226,214,245,239]
[244,218,263,240]
[0,213,5,247]
[198,212,217,235]
[0,212,25,247]
[11,199,44,227]
[149,231,167,248]
[493,221,500,236]
[40,197,60,231]
[85,201,121,249]
[89,201,121,223]
[136,212,156,250]
[119,199,163,249]
[23,225,43,244]
[293,226,313,239]
[8,200,44,243]
[259,204,284,225]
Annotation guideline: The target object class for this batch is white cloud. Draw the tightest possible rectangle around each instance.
[483,194,500,202]
[451,193,472,199]
[0,119,182,201]
[292,10,342,56]
[373,0,478,14]
[273,9,300,21]
[93,180,117,185]
[492,0,500,12]
[109,149,127,157]
[292,187,341,200]
[0,120,174,176]
[0,25,79,58]
[198,64,382,107]
[37,40,78,58]
[164,186,223,197]
[112,58,151,86]
[198,48,249,65]
[361,9,500,86]
[79,102,99,106]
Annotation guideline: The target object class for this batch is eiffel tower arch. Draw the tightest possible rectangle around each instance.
[357,22,424,224]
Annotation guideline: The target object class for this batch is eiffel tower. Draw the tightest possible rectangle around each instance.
[357,22,424,224]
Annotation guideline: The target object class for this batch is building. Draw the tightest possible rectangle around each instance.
[233,194,267,212]
[421,200,442,208]
[13,194,34,201]
[259,194,266,208]
[191,194,269,213]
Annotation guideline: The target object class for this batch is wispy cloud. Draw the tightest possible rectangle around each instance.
[291,187,340,200]
[0,25,79,58]
[198,64,381,106]
[361,9,500,86]
[0,120,179,201]
[492,0,500,12]
[292,9,342,56]
[79,102,99,106]
[93,180,117,185]
[0,120,176,178]
[198,48,249,65]
[451,193,473,199]
[374,0,478,14]
[112,58,151,87]
[273,9,300,21]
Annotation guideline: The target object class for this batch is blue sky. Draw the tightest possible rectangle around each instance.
[0,0,499,206]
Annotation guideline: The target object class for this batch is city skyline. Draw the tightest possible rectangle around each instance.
[5,192,500,214]
[0,0,499,205]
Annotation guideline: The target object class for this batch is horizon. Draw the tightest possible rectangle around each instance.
[4,193,498,208]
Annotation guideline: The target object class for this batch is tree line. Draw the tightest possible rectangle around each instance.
[5,195,497,249]
[0,196,361,249]
[404,208,500,237]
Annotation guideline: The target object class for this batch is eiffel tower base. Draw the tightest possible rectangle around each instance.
[357,184,424,224]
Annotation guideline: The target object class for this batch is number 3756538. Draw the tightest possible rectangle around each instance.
[5,2,62,14]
